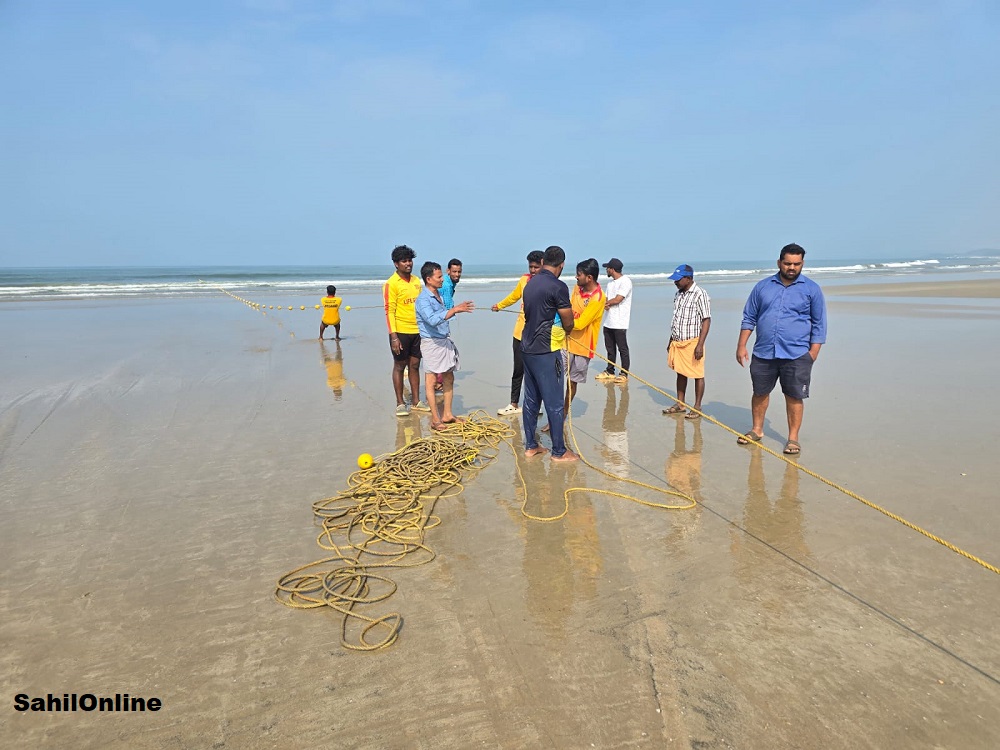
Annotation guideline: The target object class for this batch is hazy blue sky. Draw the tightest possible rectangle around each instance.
[2,0,998,266]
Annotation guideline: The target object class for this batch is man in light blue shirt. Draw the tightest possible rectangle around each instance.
[736,244,827,455]
[415,261,474,429]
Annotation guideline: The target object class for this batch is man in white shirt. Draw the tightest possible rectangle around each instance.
[596,258,633,384]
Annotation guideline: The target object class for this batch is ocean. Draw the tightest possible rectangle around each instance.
[2,255,998,302]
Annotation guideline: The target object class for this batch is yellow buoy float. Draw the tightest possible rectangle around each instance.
[357,453,373,469]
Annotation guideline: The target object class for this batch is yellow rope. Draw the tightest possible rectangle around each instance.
[515,404,695,522]
[275,412,515,650]
[275,407,696,649]
[497,313,998,573]
[591,351,1000,575]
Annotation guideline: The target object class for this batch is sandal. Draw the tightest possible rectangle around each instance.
[783,440,801,455]
[737,431,763,445]
[685,410,701,420]
[662,404,686,415]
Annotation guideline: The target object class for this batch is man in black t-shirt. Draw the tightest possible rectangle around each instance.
[520,246,578,462]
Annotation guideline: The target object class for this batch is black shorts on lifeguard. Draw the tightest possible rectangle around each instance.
[390,332,422,362]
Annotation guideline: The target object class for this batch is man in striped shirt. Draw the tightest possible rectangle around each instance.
[664,264,711,420]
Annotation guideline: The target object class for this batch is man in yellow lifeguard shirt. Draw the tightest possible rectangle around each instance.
[383,245,430,417]
[491,249,544,416]
[319,285,342,340]
[565,257,605,412]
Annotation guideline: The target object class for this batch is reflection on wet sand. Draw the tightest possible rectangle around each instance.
[600,383,630,475]
[663,417,704,547]
[395,415,423,451]
[730,448,810,579]
[499,432,604,636]
[319,340,346,401]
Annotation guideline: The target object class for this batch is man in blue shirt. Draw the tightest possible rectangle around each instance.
[521,246,577,461]
[736,243,827,455]
[415,261,474,429]
[434,258,464,393]
[441,258,462,310]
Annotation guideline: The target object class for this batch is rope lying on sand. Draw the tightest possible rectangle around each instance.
[275,409,698,650]
[487,309,1000,575]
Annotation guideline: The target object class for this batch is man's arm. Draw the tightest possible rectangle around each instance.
[384,281,402,355]
[492,276,526,312]
[694,317,711,360]
[735,287,760,367]
[809,287,828,360]
[605,277,630,308]
[557,307,574,332]
[736,328,752,367]
[446,301,475,318]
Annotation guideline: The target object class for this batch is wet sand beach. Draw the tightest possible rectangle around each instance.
[2,277,999,748]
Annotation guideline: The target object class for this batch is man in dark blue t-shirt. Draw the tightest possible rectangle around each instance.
[521,245,578,461]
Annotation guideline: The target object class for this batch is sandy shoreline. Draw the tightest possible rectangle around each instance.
[2,274,999,748]
[824,278,1000,298]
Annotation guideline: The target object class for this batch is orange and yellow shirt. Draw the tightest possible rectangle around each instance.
[567,284,604,358]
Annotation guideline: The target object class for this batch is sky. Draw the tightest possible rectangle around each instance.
[2,0,999,267]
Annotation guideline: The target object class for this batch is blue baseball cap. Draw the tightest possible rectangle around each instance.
[668,264,694,281]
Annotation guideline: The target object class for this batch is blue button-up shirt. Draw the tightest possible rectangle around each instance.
[741,273,827,359]
[415,287,451,339]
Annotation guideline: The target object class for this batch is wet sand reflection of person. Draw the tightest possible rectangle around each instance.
[663,417,704,548]
[730,448,810,583]
[497,450,602,637]
[319,341,347,401]
[395,413,423,451]
[600,383,630,476]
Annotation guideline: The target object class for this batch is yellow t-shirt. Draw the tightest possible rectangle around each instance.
[382,272,422,335]
[321,295,342,325]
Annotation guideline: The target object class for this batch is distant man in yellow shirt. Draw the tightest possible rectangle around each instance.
[383,245,430,417]
[319,285,342,340]
[491,250,544,416]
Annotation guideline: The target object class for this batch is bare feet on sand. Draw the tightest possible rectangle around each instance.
[524,446,549,458]
[551,450,579,462]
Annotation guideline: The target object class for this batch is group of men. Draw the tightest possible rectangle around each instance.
[382,245,471,430]
[376,241,827,458]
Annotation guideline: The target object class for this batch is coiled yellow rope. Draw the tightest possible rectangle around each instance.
[275,406,697,649]
[275,413,518,650]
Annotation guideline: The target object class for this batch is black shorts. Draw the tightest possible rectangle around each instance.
[750,353,814,399]
[390,332,422,362]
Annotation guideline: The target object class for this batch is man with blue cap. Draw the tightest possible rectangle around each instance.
[663,264,711,420]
